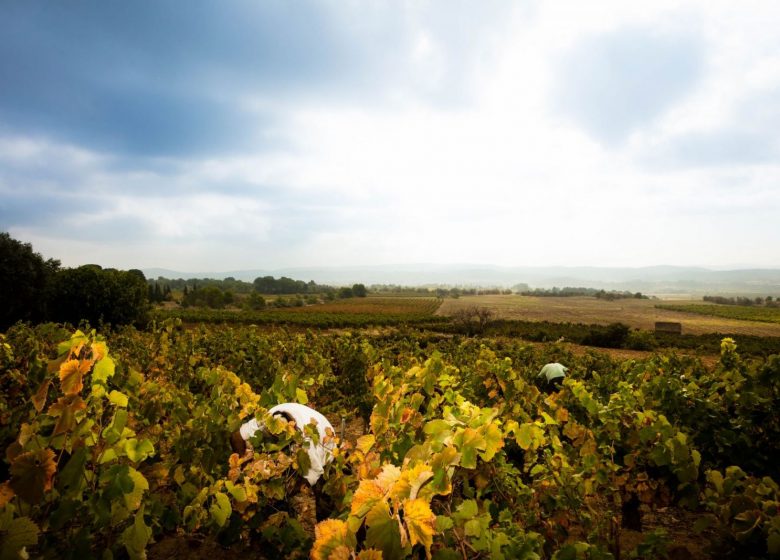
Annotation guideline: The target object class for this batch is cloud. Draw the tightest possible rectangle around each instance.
[554,27,704,145]
[2,1,780,270]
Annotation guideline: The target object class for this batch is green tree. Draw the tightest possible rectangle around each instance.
[0,232,60,330]
[48,265,149,327]
[351,283,368,297]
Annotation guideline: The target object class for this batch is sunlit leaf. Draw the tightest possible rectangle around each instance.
[480,422,503,462]
[454,428,485,469]
[375,464,402,493]
[93,356,116,384]
[356,434,376,454]
[403,498,436,558]
[10,449,57,504]
[311,519,353,560]
[59,360,85,395]
[108,390,129,408]
[209,492,231,527]
[124,439,155,463]
[124,468,149,511]
[120,508,151,560]
[392,463,433,502]
[351,480,385,518]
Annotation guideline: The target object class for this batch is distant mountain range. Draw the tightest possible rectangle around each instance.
[142,264,780,296]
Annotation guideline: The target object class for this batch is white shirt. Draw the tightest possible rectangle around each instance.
[239,403,335,485]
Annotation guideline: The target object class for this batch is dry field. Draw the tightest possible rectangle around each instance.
[436,294,780,337]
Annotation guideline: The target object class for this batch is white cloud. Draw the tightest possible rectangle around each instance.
[3,1,780,270]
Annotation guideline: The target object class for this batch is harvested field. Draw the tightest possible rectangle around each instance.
[436,295,780,337]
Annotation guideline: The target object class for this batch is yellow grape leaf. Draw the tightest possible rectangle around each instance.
[375,464,402,494]
[356,434,376,454]
[59,359,86,395]
[91,341,108,361]
[312,519,351,560]
[351,480,386,518]
[403,498,436,558]
[31,380,51,413]
[48,395,87,435]
[356,550,384,560]
[392,463,433,502]
[10,449,57,504]
[481,422,504,462]
[327,545,351,560]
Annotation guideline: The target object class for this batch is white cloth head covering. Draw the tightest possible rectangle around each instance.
[239,403,335,485]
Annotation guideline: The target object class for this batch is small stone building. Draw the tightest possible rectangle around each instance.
[655,321,682,335]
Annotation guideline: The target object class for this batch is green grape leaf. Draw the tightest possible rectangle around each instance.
[124,439,155,463]
[120,509,151,560]
[453,500,479,524]
[103,409,128,445]
[102,465,134,501]
[100,449,118,465]
[454,428,485,469]
[224,481,247,502]
[108,390,129,408]
[515,423,545,451]
[0,516,39,560]
[57,447,87,494]
[767,532,780,555]
[435,515,454,532]
[93,357,116,384]
[366,501,407,560]
[124,468,149,511]
[209,492,231,528]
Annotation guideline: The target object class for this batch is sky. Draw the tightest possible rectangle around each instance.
[1,0,779,272]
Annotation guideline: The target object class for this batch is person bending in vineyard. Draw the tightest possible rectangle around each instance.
[230,403,336,536]
[537,362,568,393]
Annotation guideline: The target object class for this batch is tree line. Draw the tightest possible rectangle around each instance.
[521,286,648,300]
[703,295,778,307]
[1,233,371,326]
[1,233,149,330]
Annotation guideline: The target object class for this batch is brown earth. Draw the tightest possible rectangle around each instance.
[437,295,780,337]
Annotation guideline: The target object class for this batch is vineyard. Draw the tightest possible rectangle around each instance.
[1,321,779,559]
[153,297,445,328]
[656,303,780,325]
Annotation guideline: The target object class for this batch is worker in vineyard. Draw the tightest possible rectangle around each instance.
[230,402,336,535]
[537,362,567,392]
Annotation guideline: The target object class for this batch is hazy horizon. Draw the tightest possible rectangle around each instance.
[2,1,780,271]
